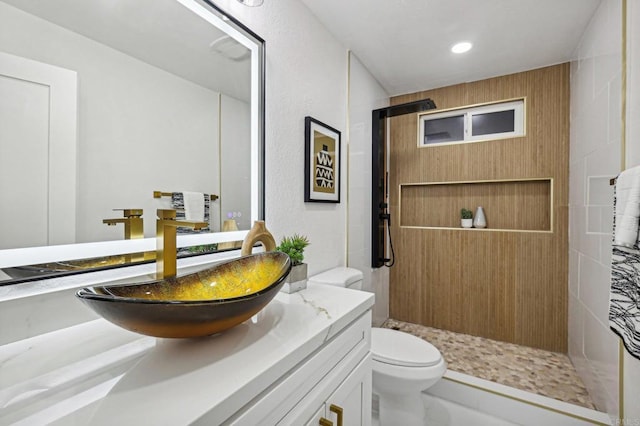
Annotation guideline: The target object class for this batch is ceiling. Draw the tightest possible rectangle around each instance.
[300,0,601,97]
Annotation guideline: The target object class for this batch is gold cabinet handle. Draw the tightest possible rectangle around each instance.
[329,404,343,426]
[319,418,333,426]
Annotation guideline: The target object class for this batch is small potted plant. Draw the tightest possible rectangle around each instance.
[461,208,473,228]
[276,233,310,293]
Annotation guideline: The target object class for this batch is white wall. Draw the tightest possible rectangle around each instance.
[627,0,640,168]
[0,2,221,242]
[220,0,349,275]
[347,53,390,326]
[623,0,640,421]
[568,0,622,416]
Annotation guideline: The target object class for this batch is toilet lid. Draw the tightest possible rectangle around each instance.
[307,267,363,287]
[371,328,442,367]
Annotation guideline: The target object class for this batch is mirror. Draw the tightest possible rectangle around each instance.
[0,0,265,284]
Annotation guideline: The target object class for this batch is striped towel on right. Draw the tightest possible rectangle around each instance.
[609,165,640,361]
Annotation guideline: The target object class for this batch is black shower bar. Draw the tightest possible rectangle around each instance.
[371,98,437,268]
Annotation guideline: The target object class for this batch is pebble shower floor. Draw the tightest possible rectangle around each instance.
[382,318,595,409]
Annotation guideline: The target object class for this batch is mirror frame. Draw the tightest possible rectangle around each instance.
[0,0,265,280]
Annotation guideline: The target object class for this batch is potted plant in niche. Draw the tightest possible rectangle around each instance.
[276,233,310,293]
[461,208,473,228]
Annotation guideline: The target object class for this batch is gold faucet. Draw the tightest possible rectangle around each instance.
[156,209,208,279]
[241,220,276,256]
[103,209,144,262]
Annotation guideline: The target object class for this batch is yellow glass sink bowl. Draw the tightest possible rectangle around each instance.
[76,252,291,338]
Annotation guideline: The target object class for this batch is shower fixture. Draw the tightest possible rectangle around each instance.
[371,98,437,268]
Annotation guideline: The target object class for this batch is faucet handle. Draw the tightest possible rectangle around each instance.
[113,208,143,218]
[156,209,207,229]
[103,208,142,225]
[157,209,177,220]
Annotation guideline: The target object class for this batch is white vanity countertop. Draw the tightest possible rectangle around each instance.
[0,284,374,425]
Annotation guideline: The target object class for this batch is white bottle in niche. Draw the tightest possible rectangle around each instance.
[473,206,487,228]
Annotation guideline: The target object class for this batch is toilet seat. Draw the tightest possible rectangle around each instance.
[371,328,442,367]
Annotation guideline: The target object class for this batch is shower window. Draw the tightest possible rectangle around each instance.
[471,109,515,136]
[418,99,525,147]
[422,114,465,144]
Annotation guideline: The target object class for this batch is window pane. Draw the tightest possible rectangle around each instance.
[471,110,514,136]
[423,115,464,144]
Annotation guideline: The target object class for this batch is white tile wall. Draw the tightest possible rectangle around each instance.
[622,1,640,421]
[346,53,390,326]
[568,0,622,417]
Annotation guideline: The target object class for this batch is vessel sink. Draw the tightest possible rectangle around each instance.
[76,252,291,338]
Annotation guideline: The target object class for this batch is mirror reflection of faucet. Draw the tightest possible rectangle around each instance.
[156,209,208,279]
[102,209,145,262]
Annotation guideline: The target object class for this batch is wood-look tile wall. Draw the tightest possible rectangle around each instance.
[400,179,552,231]
[388,64,569,352]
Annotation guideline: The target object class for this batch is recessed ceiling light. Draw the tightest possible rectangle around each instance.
[451,42,473,54]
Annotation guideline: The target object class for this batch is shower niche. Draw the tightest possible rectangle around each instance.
[399,178,553,232]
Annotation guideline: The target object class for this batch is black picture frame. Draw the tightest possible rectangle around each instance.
[304,116,341,203]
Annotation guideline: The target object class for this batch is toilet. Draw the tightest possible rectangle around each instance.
[371,328,446,425]
[308,267,447,426]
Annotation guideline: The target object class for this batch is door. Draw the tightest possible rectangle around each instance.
[0,51,77,249]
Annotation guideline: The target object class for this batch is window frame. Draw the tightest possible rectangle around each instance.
[417,98,526,148]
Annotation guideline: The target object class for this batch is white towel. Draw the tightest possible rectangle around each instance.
[613,166,640,248]
[182,191,205,222]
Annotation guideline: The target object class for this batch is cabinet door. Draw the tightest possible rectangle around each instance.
[304,405,326,426]
[322,355,372,426]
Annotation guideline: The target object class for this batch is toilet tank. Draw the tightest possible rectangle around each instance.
[307,267,363,290]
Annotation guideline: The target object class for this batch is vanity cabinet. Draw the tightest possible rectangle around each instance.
[216,310,372,426]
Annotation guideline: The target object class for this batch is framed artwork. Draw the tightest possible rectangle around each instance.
[304,116,341,203]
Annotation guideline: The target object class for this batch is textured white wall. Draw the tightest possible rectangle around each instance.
[568,0,622,416]
[222,0,349,275]
[623,0,640,421]
[347,53,390,326]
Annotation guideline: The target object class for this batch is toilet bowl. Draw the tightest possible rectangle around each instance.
[371,328,446,426]
[307,268,446,425]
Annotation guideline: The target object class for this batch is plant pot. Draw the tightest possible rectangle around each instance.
[461,218,473,228]
[280,263,307,293]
